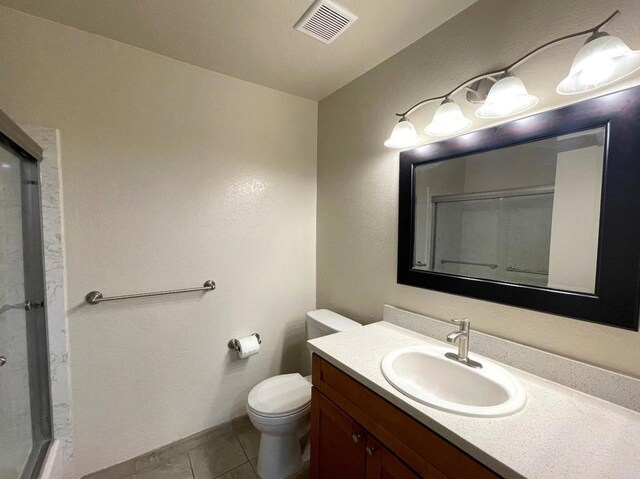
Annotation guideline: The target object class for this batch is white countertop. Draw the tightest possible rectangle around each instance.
[307,322,640,479]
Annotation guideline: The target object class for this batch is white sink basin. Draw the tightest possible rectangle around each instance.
[381,345,526,417]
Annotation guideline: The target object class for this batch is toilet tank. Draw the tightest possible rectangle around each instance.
[306,309,361,340]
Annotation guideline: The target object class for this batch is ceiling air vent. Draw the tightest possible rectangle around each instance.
[294,0,358,44]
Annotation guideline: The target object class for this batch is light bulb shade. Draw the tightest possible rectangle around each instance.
[424,100,472,136]
[384,117,420,149]
[557,34,640,95]
[475,76,538,119]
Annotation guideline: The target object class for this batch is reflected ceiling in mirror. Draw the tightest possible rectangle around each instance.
[413,127,605,294]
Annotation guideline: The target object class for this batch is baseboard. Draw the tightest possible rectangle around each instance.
[82,415,251,479]
[39,440,63,479]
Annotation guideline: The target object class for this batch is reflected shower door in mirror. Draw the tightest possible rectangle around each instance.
[413,127,604,294]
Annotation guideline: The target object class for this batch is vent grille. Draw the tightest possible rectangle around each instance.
[294,0,358,44]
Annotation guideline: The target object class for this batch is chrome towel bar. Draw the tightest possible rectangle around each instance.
[85,280,216,305]
[440,259,498,269]
[506,266,549,275]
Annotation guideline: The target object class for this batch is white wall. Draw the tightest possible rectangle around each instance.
[413,161,465,267]
[317,0,640,378]
[462,146,557,193]
[0,6,317,478]
[548,145,603,292]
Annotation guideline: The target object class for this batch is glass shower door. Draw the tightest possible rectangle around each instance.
[0,139,51,479]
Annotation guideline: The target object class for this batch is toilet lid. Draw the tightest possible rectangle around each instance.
[248,373,311,417]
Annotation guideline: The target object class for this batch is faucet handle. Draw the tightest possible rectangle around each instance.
[451,318,470,330]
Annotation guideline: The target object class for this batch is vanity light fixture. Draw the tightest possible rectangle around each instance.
[385,10,634,148]
[384,116,420,149]
[557,32,640,95]
[425,99,472,136]
[475,75,538,119]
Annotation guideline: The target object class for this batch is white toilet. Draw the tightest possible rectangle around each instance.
[247,309,361,479]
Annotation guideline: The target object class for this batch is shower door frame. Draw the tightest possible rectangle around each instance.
[0,109,52,479]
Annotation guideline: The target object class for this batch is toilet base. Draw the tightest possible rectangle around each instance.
[256,432,303,479]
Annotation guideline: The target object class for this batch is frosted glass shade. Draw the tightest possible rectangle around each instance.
[384,117,420,149]
[424,100,472,136]
[557,34,640,95]
[475,76,538,119]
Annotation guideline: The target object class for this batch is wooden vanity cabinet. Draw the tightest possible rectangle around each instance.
[311,355,501,479]
[365,435,421,479]
[313,390,367,478]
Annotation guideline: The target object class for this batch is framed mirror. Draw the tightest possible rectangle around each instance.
[398,86,640,330]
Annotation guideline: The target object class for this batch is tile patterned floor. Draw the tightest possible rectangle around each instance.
[113,423,309,479]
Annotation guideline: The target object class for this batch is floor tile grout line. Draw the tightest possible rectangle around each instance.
[234,431,252,463]
[213,459,251,479]
[187,448,196,479]
[111,429,259,479]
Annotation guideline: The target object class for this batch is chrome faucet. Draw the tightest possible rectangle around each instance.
[445,319,482,368]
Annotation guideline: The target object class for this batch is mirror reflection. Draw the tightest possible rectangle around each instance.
[413,127,605,294]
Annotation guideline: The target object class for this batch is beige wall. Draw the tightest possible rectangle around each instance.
[0,6,317,478]
[318,0,640,378]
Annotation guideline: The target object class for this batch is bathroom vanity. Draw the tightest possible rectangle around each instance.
[311,354,498,478]
[308,313,640,479]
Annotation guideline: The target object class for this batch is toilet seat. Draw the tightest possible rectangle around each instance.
[248,373,311,418]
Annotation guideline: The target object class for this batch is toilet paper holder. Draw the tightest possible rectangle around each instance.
[228,333,261,351]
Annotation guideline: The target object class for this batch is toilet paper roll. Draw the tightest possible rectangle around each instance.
[236,335,260,359]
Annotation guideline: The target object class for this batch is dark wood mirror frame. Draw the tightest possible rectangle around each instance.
[398,86,640,330]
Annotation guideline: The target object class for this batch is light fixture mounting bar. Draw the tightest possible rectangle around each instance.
[395,10,620,117]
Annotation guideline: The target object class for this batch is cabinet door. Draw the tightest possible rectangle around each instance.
[311,388,367,479]
[366,436,420,479]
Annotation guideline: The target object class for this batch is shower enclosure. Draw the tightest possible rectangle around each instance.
[0,110,52,479]
[431,188,554,287]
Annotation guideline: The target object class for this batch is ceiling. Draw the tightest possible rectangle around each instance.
[0,0,476,100]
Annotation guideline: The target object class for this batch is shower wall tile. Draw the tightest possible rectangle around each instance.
[23,125,74,470]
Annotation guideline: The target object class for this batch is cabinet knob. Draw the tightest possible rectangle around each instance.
[366,446,375,456]
[0,355,6,367]
[352,434,361,444]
